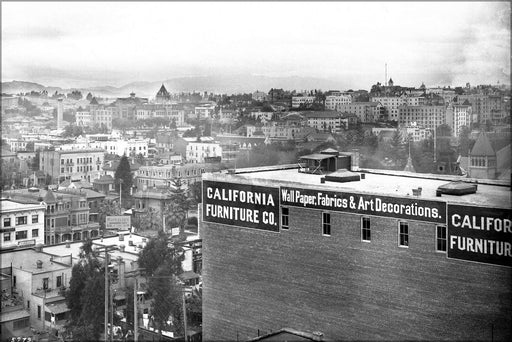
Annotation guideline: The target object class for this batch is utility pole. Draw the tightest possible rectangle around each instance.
[125,269,145,342]
[182,288,188,342]
[96,245,118,342]
[119,179,123,210]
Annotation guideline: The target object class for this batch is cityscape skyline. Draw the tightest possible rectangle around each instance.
[2,1,510,90]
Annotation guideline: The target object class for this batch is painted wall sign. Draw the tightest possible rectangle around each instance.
[18,239,36,246]
[203,181,280,232]
[448,204,511,267]
[106,216,131,230]
[280,186,446,223]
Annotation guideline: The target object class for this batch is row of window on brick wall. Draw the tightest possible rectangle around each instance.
[3,229,39,242]
[3,214,39,228]
[280,208,447,252]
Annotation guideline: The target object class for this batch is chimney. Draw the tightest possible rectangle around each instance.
[36,260,43,269]
[350,149,360,171]
[119,234,124,241]
[57,99,64,130]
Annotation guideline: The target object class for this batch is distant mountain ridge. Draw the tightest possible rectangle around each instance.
[2,75,344,99]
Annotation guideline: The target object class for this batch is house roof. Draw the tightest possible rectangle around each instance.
[93,175,115,184]
[471,132,495,156]
[248,328,323,342]
[156,84,170,97]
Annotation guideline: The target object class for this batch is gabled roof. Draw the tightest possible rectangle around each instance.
[156,84,170,97]
[90,97,99,105]
[44,190,57,203]
[471,132,495,156]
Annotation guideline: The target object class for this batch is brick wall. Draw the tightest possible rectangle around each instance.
[201,205,512,341]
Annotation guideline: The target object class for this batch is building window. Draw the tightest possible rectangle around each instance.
[436,225,447,252]
[16,216,27,225]
[281,207,289,229]
[4,233,11,242]
[398,222,409,247]
[38,305,41,319]
[43,278,49,290]
[32,214,39,223]
[3,218,11,227]
[322,212,331,236]
[32,229,39,238]
[15,231,28,240]
[57,275,62,288]
[361,217,371,242]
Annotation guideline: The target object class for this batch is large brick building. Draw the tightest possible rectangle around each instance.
[200,151,511,341]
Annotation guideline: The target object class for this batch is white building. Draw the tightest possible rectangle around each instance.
[90,139,149,157]
[185,138,222,163]
[250,111,274,122]
[291,96,315,108]
[325,95,352,110]
[76,109,93,127]
[304,112,344,132]
[0,199,45,250]
[194,104,216,119]
[446,103,473,137]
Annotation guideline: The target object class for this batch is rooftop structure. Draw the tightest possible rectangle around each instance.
[201,150,511,341]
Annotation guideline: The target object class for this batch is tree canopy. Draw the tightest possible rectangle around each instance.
[64,240,105,341]
[114,155,133,208]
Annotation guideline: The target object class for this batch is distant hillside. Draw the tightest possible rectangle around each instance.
[2,74,344,99]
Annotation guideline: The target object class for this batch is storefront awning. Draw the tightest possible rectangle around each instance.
[45,302,69,314]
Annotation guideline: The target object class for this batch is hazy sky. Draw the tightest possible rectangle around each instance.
[2,1,510,89]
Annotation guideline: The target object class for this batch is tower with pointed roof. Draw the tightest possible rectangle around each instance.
[468,131,497,179]
[155,84,171,103]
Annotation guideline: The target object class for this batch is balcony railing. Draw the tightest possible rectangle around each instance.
[33,287,65,299]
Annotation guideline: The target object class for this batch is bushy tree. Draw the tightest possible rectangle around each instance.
[164,178,192,229]
[138,231,185,336]
[64,240,105,341]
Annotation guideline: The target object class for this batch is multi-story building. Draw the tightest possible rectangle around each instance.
[75,108,93,127]
[398,105,447,131]
[0,199,45,250]
[249,111,274,122]
[217,108,238,124]
[194,103,216,119]
[135,163,219,189]
[291,96,315,108]
[303,111,345,132]
[405,95,426,106]
[90,139,149,157]
[446,103,472,137]
[3,188,102,245]
[1,248,73,333]
[89,98,114,130]
[186,139,222,164]
[457,94,506,124]
[110,93,148,121]
[261,122,304,141]
[325,95,352,110]
[370,95,406,121]
[201,151,511,341]
[39,148,105,183]
[252,91,268,102]
[337,102,384,123]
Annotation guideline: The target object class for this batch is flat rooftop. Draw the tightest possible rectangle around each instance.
[223,168,511,208]
[42,233,148,263]
[1,249,69,273]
